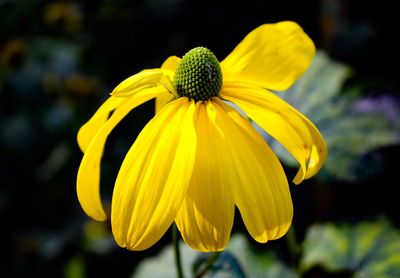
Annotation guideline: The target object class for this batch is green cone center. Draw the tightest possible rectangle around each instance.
[173,47,223,101]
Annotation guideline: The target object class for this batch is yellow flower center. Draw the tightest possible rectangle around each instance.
[173,47,223,101]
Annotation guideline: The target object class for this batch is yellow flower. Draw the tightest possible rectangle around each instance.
[77,21,327,252]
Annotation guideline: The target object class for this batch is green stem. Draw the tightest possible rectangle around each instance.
[173,224,184,278]
[195,252,221,278]
[286,225,300,265]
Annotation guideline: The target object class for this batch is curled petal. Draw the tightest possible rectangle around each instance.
[155,56,181,113]
[222,83,327,184]
[112,69,164,97]
[155,88,175,114]
[161,55,180,73]
[111,98,197,251]
[175,101,235,252]
[213,99,293,242]
[77,96,127,152]
[297,114,328,179]
[76,88,162,221]
[78,68,173,151]
[221,21,315,91]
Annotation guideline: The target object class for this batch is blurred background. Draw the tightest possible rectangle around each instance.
[1,0,400,277]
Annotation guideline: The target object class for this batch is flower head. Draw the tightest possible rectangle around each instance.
[77,21,327,252]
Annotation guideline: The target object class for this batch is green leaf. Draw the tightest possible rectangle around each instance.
[132,241,197,278]
[227,234,297,278]
[300,219,400,277]
[265,51,400,181]
[193,252,246,278]
[133,241,246,278]
[132,234,296,278]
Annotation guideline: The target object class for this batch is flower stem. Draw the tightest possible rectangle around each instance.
[195,252,221,278]
[286,225,300,265]
[173,224,184,278]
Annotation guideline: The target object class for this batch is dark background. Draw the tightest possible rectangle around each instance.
[1,0,399,277]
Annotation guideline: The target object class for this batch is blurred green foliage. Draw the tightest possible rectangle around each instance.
[301,219,400,277]
[134,219,400,278]
[133,234,295,278]
[266,51,400,181]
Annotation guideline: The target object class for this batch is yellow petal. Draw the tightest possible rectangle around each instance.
[112,69,164,96]
[221,82,327,184]
[111,97,197,251]
[155,89,175,114]
[175,101,235,252]
[77,96,127,153]
[213,98,293,243]
[155,56,181,113]
[78,67,173,152]
[161,55,180,72]
[221,21,315,91]
[76,88,162,221]
[297,113,328,179]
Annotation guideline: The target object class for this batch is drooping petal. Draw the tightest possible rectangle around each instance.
[155,56,181,113]
[297,114,328,179]
[112,69,164,96]
[77,96,127,152]
[76,88,162,221]
[155,89,175,114]
[78,68,171,152]
[221,82,327,184]
[111,97,197,251]
[221,21,315,91]
[213,98,293,242]
[175,101,235,252]
[161,55,180,72]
